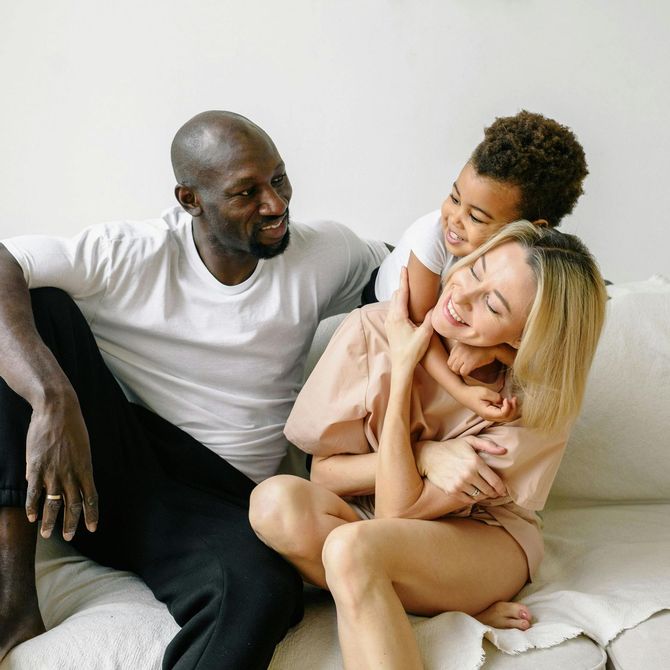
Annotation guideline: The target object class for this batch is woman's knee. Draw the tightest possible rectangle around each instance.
[249,475,319,557]
[322,521,382,604]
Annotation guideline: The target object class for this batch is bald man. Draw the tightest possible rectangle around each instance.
[0,111,387,669]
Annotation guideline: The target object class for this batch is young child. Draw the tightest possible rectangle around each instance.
[370,110,588,421]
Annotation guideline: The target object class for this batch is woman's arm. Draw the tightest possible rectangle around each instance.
[310,452,377,497]
[375,267,465,518]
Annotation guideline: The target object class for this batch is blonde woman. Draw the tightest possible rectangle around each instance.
[250,221,606,669]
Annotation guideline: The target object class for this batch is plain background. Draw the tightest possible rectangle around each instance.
[1,0,668,283]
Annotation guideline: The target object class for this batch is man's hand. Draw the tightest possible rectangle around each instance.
[25,390,98,541]
[415,436,508,505]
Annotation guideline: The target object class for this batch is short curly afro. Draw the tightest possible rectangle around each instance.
[470,111,588,227]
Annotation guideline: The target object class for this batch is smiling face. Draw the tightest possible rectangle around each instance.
[195,130,292,260]
[441,163,522,257]
[431,241,537,348]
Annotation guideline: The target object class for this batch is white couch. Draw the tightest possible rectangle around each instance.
[3,276,669,670]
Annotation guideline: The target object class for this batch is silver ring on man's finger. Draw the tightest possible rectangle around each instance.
[468,487,481,498]
[46,494,63,501]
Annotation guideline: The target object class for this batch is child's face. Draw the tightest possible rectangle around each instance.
[441,163,522,257]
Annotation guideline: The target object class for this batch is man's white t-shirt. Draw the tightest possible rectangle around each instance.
[3,206,387,482]
[374,210,457,301]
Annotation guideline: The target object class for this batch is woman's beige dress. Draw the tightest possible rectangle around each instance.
[285,304,571,578]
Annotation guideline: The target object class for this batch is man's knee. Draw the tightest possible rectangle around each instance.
[29,287,74,312]
[28,287,86,336]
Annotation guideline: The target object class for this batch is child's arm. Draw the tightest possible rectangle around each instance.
[447,341,517,377]
[423,343,519,422]
[405,253,518,422]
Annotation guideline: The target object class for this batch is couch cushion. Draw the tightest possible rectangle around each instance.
[549,275,670,503]
[607,609,670,670]
[515,502,670,654]
[482,636,606,669]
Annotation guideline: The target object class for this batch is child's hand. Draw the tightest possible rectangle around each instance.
[479,395,521,423]
[448,342,496,377]
[386,267,434,370]
[454,384,521,423]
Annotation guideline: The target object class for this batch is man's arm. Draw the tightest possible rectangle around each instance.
[0,245,98,540]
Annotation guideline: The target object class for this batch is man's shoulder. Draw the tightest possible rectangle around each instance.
[288,219,385,261]
[94,206,186,243]
[288,219,350,244]
[68,208,188,267]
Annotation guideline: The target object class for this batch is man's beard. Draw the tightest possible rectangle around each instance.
[249,211,291,259]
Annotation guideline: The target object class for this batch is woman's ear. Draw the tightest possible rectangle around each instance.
[174,185,202,216]
[531,218,549,227]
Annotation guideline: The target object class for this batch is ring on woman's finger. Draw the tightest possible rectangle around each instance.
[46,494,63,501]
[468,487,481,498]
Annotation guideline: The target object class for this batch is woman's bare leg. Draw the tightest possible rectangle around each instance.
[249,474,359,587]
[322,517,528,670]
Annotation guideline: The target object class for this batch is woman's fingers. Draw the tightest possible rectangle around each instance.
[391,266,410,317]
[464,474,498,499]
[464,436,508,497]
[468,435,507,455]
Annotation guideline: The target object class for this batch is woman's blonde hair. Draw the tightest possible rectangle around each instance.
[445,220,607,433]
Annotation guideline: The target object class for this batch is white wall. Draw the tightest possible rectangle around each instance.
[1,0,668,283]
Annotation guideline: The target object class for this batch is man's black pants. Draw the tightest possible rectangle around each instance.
[0,288,303,670]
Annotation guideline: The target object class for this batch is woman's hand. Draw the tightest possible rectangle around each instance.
[385,267,434,371]
[414,436,508,503]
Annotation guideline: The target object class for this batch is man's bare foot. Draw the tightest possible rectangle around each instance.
[0,507,46,661]
[0,602,46,662]
[475,601,532,630]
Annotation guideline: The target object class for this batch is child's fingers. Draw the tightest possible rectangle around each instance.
[481,388,502,404]
[491,398,521,423]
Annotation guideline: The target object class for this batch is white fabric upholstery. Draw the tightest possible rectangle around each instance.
[606,610,670,670]
[2,276,669,670]
[550,274,670,502]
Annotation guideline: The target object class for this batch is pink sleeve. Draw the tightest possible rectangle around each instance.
[477,421,571,510]
[284,309,372,457]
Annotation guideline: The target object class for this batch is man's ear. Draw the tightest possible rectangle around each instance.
[530,218,549,227]
[175,185,202,216]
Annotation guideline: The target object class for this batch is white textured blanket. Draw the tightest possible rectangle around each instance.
[269,503,669,669]
[3,277,669,669]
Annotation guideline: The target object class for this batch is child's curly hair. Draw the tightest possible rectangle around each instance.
[470,111,588,227]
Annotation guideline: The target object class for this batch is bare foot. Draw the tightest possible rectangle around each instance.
[0,600,46,662]
[0,507,47,661]
[475,601,532,630]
